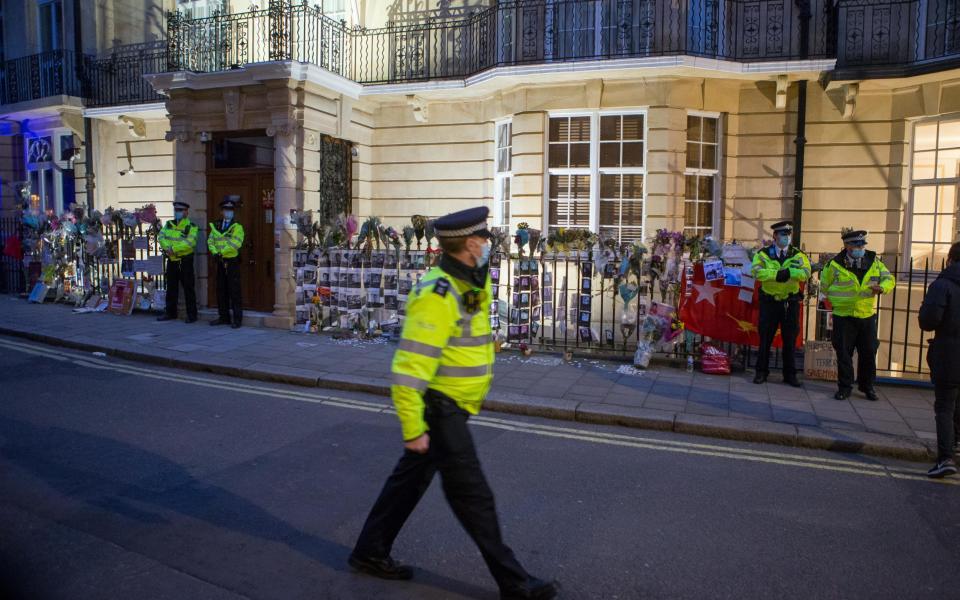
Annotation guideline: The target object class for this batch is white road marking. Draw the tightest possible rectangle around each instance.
[1,338,955,486]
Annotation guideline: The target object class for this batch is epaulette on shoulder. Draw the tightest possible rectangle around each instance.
[432,278,450,297]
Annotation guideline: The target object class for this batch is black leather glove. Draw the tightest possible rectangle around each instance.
[776,269,790,283]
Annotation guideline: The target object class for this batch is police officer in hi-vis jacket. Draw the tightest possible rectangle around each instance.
[207,196,245,328]
[751,221,811,386]
[349,207,558,600]
[157,200,198,323]
[821,229,895,401]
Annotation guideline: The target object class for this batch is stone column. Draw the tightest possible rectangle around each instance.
[166,126,209,306]
[265,121,303,329]
[645,106,687,235]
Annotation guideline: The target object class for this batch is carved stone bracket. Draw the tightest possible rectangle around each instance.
[266,122,300,137]
[164,130,194,143]
[775,74,789,110]
[119,115,147,139]
[223,88,244,130]
[406,94,428,123]
[843,83,859,120]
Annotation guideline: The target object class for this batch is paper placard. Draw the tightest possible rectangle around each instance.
[132,236,149,250]
[703,258,724,282]
[107,279,137,315]
[723,266,742,287]
[738,288,754,303]
[740,274,755,289]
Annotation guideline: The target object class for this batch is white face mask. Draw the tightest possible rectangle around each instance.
[475,241,491,268]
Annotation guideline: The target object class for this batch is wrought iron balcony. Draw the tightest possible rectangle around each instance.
[832,0,960,79]
[85,45,168,108]
[167,1,837,84]
[0,50,86,105]
[162,0,960,84]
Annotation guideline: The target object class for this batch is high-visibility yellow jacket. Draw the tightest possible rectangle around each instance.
[391,265,494,441]
[208,220,245,259]
[158,218,198,260]
[751,245,812,300]
[821,251,895,318]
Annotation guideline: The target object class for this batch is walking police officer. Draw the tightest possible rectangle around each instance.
[821,229,895,400]
[157,200,198,323]
[349,207,558,600]
[751,221,811,386]
[208,196,245,328]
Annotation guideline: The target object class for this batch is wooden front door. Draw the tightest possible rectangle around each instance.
[206,171,275,312]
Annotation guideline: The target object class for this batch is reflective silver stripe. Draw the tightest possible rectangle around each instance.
[392,373,429,391]
[829,291,857,298]
[832,279,855,287]
[448,334,491,347]
[436,365,489,377]
[398,339,443,358]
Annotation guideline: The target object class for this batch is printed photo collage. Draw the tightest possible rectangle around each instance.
[505,258,542,342]
[293,249,431,330]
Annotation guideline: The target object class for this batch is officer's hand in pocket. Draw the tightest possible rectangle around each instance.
[404,433,430,454]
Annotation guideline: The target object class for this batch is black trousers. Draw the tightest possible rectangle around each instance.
[216,257,243,325]
[164,254,197,320]
[756,296,801,379]
[353,393,530,592]
[831,314,879,392]
[933,385,960,462]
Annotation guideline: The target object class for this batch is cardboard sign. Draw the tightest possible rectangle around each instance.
[804,340,838,381]
[107,279,137,316]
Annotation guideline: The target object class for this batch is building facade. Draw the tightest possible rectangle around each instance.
[2,0,959,372]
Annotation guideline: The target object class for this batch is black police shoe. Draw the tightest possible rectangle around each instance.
[501,578,559,600]
[185,316,198,324]
[784,377,803,388]
[348,553,413,580]
[210,319,230,326]
[156,314,176,322]
[834,390,851,401]
[231,322,242,329]
[858,387,879,401]
[927,459,958,479]
[753,372,767,385]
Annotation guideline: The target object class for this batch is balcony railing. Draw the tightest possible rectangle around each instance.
[833,0,960,78]
[0,50,86,105]
[163,0,960,84]
[86,50,168,108]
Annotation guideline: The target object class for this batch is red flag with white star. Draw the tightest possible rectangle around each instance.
[678,263,801,348]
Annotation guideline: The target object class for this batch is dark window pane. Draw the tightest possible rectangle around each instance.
[619,200,643,226]
[600,200,617,225]
[620,227,644,243]
[701,144,717,170]
[621,142,643,167]
[548,144,568,168]
[621,174,643,198]
[569,116,591,141]
[600,174,620,199]
[686,143,700,169]
[687,115,701,141]
[599,142,619,168]
[622,115,644,140]
[684,201,697,226]
[702,117,718,143]
[698,202,713,227]
[549,118,566,142]
[600,115,619,141]
[569,142,590,167]
[685,174,698,199]
[698,175,713,200]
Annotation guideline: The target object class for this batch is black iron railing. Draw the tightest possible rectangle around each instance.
[86,50,168,108]
[0,217,26,295]
[0,50,86,105]
[833,0,960,78]
[163,0,960,84]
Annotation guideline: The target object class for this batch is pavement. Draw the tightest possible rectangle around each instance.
[0,297,942,462]
[0,342,957,600]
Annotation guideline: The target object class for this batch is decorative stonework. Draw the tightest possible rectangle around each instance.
[164,130,194,143]
[406,94,429,123]
[266,123,299,137]
[223,88,244,130]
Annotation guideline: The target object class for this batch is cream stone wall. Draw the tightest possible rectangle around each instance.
[89,119,176,218]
